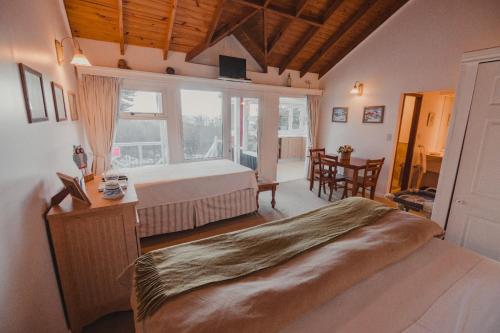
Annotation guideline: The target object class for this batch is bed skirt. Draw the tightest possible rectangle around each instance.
[137,188,257,238]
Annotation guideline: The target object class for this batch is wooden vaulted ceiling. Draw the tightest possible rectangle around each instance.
[64,0,409,77]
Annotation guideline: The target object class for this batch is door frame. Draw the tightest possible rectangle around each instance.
[227,90,263,173]
[390,93,423,192]
[432,47,500,229]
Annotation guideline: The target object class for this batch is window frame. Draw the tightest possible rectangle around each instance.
[112,81,170,168]
[118,82,168,121]
[278,96,308,136]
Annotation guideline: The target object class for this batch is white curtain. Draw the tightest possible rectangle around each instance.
[305,95,321,177]
[78,75,120,175]
[307,95,321,149]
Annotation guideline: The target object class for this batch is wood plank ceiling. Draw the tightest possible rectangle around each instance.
[64,0,409,77]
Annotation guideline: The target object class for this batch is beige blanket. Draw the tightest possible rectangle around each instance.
[133,209,443,333]
[135,197,393,320]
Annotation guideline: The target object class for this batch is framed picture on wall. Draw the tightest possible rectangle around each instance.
[363,105,385,123]
[68,91,79,121]
[51,82,67,122]
[332,107,348,122]
[18,63,48,123]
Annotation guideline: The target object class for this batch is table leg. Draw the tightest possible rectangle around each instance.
[309,160,314,190]
[256,191,260,209]
[271,186,276,208]
[352,167,359,197]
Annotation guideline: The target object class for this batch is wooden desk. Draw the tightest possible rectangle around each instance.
[257,179,279,208]
[47,178,139,333]
[331,155,368,197]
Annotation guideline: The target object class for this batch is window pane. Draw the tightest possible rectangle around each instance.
[120,89,162,114]
[112,119,167,168]
[181,89,223,160]
[279,105,290,130]
[279,97,307,136]
[292,107,301,129]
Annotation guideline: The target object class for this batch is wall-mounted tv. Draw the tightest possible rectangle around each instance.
[219,55,247,80]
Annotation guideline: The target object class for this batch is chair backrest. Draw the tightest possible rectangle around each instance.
[309,148,326,163]
[363,158,385,186]
[319,154,339,176]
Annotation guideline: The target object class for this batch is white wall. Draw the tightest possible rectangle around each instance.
[77,37,320,89]
[0,0,85,332]
[318,0,500,195]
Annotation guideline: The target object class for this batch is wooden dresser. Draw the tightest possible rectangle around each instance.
[46,178,140,333]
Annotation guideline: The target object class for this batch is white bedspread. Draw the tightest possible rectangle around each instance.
[124,160,257,209]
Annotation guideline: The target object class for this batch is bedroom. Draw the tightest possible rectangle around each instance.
[1,0,500,332]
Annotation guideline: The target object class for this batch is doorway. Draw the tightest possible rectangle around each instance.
[390,90,455,193]
[230,95,260,171]
[277,97,308,182]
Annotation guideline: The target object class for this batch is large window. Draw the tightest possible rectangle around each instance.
[112,89,168,169]
[181,89,223,160]
[279,97,308,136]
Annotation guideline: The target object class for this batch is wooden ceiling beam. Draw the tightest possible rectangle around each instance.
[185,0,226,61]
[295,0,309,14]
[262,9,268,67]
[236,28,267,73]
[277,0,343,74]
[267,0,312,55]
[299,0,376,77]
[163,0,178,60]
[210,9,259,46]
[319,0,410,78]
[229,0,322,27]
[117,0,124,55]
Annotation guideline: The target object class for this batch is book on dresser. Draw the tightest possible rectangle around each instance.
[46,177,140,333]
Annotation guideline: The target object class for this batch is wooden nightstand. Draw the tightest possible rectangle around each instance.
[257,179,279,208]
[46,178,140,333]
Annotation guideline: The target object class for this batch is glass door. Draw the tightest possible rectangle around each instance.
[230,95,260,171]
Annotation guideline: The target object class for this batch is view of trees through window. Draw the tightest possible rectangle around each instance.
[181,89,223,160]
[112,90,167,169]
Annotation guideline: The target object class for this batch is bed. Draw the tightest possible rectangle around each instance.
[130,198,500,333]
[125,159,258,237]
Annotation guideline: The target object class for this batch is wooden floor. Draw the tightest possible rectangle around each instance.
[84,179,397,332]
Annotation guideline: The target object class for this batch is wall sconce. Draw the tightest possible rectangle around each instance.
[55,37,91,66]
[350,81,364,96]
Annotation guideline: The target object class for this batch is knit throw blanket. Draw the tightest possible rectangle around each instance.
[135,197,394,320]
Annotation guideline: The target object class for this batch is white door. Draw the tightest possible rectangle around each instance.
[446,60,500,260]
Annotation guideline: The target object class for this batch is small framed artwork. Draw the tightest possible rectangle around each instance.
[332,107,348,123]
[363,105,385,123]
[67,91,79,121]
[18,63,48,123]
[51,82,67,121]
[56,172,91,205]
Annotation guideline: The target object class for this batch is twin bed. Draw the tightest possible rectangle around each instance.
[127,197,500,333]
[125,159,258,237]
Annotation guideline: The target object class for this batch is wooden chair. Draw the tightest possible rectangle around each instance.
[309,148,326,191]
[318,155,346,201]
[343,158,385,200]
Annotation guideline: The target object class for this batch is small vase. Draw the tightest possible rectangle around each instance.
[340,152,351,164]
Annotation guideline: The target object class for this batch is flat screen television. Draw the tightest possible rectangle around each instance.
[219,55,246,80]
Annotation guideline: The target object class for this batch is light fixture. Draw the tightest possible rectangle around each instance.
[350,81,364,96]
[55,37,91,66]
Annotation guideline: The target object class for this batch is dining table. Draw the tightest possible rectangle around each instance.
[329,155,368,197]
[308,153,368,196]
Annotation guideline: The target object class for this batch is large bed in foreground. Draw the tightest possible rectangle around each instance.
[131,198,500,333]
[125,160,258,237]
